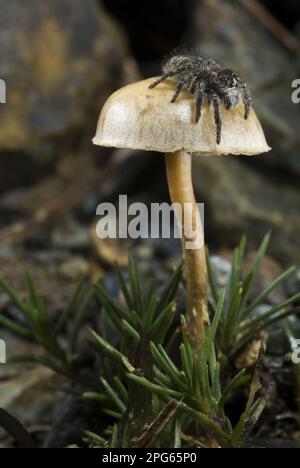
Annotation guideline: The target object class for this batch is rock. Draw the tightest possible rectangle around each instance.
[0,154,48,196]
[244,438,300,448]
[193,156,300,264]
[90,222,130,268]
[60,256,89,280]
[210,255,232,291]
[44,394,104,448]
[51,220,90,251]
[0,0,138,154]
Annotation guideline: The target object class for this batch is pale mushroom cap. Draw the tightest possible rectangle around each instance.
[93,77,271,156]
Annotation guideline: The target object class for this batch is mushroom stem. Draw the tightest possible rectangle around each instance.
[165,151,209,347]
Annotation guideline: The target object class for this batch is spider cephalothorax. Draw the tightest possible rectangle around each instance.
[149,55,252,144]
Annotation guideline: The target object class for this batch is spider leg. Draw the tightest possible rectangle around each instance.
[190,71,208,96]
[149,67,189,89]
[170,76,191,103]
[149,72,177,89]
[195,82,205,123]
[189,75,199,95]
[212,96,222,145]
[242,84,252,119]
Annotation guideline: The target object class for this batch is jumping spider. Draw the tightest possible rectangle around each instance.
[149,55,252,145]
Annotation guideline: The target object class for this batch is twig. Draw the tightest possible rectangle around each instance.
[0,149,136,247]
[238,0,300,55]
[131,400,180,448]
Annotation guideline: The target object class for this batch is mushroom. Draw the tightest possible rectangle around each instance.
[93,77,270,347]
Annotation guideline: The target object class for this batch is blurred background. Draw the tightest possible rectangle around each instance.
[0,0,300,442]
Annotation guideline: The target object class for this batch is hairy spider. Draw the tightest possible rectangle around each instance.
[149,55,252,145]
